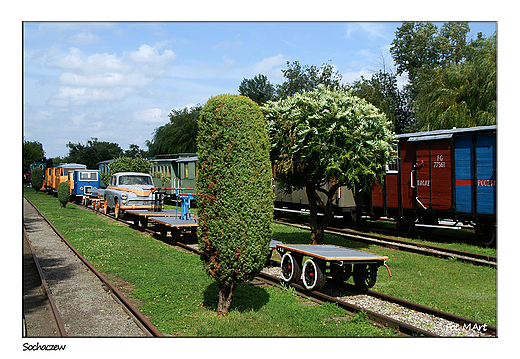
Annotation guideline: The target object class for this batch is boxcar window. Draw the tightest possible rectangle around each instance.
[386,145,398,173]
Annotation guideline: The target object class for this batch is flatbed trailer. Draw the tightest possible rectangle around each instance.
[275,244,391,292]
[148,215,198,240]
[124,209,198,240]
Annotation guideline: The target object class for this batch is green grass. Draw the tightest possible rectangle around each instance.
[24,188,496,332]
[24,188,396,337]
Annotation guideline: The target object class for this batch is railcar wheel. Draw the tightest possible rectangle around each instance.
[160,225,169,238]
[280,253,302,283]
[353,264,378,291]
[331,262,352,283]
[476,224,496,247]
[302,259,326,291]
[397,217,415,236]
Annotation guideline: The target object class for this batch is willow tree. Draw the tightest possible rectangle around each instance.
[262,85,396,245]
[413,33,496,130]
[197,94,274,315]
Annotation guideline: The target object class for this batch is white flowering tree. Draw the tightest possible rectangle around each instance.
[262,85,396,245]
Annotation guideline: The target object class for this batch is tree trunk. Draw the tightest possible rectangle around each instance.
[306,183,338,245]
[306,185,325,245]
[217,281,237,315]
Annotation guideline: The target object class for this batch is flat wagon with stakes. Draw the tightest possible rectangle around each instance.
[124,187,197,240]
[275,243,391,292]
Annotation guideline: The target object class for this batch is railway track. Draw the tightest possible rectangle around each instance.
[274,216,496,267]
[23,226,66,337]
[29,196,496,337]
[23,197,163,337]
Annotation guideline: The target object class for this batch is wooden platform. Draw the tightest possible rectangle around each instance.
[125,209,183,217]
[149,216,198,228]
[276,244,388,261]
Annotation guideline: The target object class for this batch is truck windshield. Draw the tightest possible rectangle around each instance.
[79,172,99,181]
[119,175,152,186]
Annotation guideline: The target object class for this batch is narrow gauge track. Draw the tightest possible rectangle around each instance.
[274,216,496,267]
[23,226,66,337]
[23,196,163,337]
[44,198,496,337]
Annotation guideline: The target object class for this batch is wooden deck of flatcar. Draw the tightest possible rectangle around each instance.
[276,244,388,261]
[124,209,183,218]
[149,216,198,228]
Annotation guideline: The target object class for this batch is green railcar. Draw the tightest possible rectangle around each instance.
[149,154,197,197]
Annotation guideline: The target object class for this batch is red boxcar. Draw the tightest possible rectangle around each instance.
[369,125,496,245]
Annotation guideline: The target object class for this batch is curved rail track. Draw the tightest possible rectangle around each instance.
[27,196,496,337]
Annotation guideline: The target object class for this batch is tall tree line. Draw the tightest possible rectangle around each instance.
[147,22,496,156]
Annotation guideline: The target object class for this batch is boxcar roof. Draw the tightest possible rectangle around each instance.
[176,156,197,163]
[398,125,496,142]
[58,163,87,168]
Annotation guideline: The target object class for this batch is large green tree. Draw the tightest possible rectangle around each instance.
[65,138,122,169]
[146,105,201,156]
[262,86,396,245]
[413,33,496,130]
[350,70,413,134]
[390,21,496,131]
[197,94,274,315]
[23,140,45,174]
[390,22,470,88]
[276,60,345,100]
[238,74,275,105]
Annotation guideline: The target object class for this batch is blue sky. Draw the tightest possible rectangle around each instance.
[23,21,497,159]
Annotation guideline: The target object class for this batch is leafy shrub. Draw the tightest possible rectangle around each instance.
[31,167,44,192]
[197,94,274,315]
[58,181,70,208]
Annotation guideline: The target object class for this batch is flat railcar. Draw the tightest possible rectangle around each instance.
[276,243,390,291]
[370,125,496,245]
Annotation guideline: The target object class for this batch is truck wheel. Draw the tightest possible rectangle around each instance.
[302,259,326,291]
[280,253,302,284]
[114,199,122,219]
[103,197,109,214]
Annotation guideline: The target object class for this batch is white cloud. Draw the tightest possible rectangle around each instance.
[341,68,373,85]
[133,108,167,123]
[68,32,100,45]
[127,44,177,75]
[71,114,86,125]
[59,72,151,88]
[47,47,131,74]
[345,23,392,41]
[51,86,135,106]
[250,54,289,82]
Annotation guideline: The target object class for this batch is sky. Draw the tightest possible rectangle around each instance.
[23,21,497,159]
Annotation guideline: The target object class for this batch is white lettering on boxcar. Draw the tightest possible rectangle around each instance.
[433,154,445,168]
[477,180,495,187]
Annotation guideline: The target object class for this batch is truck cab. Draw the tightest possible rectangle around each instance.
[103,172,159,218]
